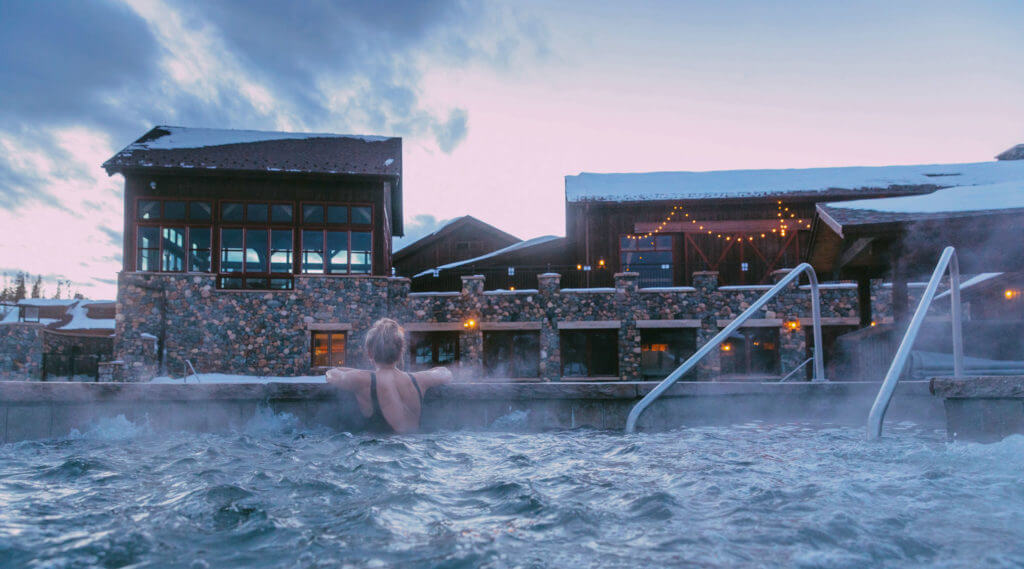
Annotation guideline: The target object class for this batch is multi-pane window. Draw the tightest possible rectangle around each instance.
[640,329,697,380]
[135,199,212,273]
[560,330,619,377]
[300,203,372,275]
[483,331,540,378]
[134,198,372,289]
[311,331,346,368]
[408,332,460,371]
[620,235,673,287]
[720,328,780,377]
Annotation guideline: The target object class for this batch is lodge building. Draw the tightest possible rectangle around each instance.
[5,127,1021,383]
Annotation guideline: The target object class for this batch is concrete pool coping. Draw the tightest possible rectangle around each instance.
[1,380,945,443]
[930,376,1024,442]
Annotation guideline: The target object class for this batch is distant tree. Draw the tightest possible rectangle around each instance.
[13,272,27,301]
[73,291,85,300]
[30,275,42,299]
[53,279,64,299]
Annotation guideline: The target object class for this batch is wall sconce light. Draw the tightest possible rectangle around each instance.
[598,259,605,267]
[463,319,477,329]
[721,343,732,352]
[1005,289,1021,300]
[576,264,583,270]
[784,320,801,331]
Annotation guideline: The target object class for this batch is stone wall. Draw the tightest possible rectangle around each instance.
[115,269,870,382]
[0,323,43,380]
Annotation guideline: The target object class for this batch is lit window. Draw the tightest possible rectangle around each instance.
[311,332,346,368]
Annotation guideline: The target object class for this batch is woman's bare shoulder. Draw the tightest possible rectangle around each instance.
[412,367,454,389]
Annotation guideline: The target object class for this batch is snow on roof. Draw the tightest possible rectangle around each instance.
[125,125,390,151]
[824,181,1024,214]
[58,301,115,331]
[17,298,77,307]
[413,235,562,278]
[565,160,1024,203]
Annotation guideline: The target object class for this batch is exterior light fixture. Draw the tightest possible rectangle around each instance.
[784,320,801,331]
[721,343,733,352]
[463,319,477,329]
[1005,289,1021,300]
[576,264,583,270]
[598,259,606,267]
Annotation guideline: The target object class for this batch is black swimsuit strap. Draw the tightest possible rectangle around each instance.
[370,372,384,417]
[407,372,423,401]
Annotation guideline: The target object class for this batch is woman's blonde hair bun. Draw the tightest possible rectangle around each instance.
[364,318,406,365]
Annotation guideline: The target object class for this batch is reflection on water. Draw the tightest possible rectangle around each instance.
[2,417,1023,568]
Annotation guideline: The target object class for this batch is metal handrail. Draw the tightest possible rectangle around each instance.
[867,246,963,439]
[184,360,200,384]
[625,263,825,433]
[779,357,814,383]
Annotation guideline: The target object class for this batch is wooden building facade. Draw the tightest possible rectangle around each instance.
[393,215,520,279]
[103,126,403,290]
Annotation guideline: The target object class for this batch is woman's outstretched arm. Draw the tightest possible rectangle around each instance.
[413,366,454,389]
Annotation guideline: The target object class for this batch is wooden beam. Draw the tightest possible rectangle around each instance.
[634,219,801,233]
[403,322,465,332]
[636,319,702,329]
[306,322,352,331]
[836,237,875,270]
[478,321,543,331]
[716,317,778,327]
[557,320,621,330]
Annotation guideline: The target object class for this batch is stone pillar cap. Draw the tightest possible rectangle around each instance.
[461,275,485,280]
[614,272,639,278]
[692,271,719,276]
[538,272,562,278]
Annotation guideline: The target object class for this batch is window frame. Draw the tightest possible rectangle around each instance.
[298,200,374,276]
[639,328,698,380]
[408,331,461,371]
[482,330,541,379]
[620,234,675,287]
[719,327,781,378]
[311,331,346,368]
[559,329,619,378]
[133,198,214,274]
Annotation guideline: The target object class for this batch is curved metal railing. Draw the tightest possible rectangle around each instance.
[625,263,825,433]
[867,246,963,439]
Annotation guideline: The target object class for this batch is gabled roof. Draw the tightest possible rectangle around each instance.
[103,125,405,235]
[566,160,1024,203]
[103,126,402,177]
[413,236,563,278]
[393,215,520,259]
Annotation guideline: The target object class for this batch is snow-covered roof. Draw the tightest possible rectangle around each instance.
[0,299,115,331]
[17,299,77,307]
[824,181,1024,215]
[103,125,402,178]
[565,160,1024,203]
[124,126,390,150]
[58,301,115,331]
[413,235,562,278]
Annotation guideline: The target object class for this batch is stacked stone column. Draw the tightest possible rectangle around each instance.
[614,272,642,380]
[537,273,561,381]
[458,275,485,379]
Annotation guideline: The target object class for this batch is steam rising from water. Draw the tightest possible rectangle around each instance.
[2,417,1023,568]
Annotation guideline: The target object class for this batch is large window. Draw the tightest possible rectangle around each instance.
[134,198,374,289]
[483,331,540,378]
[135,199,212,273]
[408,332,460,371]
[641,329,697,380]
[311,331,346,368]
[719,328,780,377]
[560,329,618,378]
[621,235,673,287]
[300,203,372,275]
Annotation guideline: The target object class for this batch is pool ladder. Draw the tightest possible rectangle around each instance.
[625,263,826,433]
[867,246,963,439]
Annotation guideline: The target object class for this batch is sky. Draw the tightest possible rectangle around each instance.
[0,0,1022,299]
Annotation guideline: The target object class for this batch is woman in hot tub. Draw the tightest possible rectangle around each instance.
[326,318,453,433]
